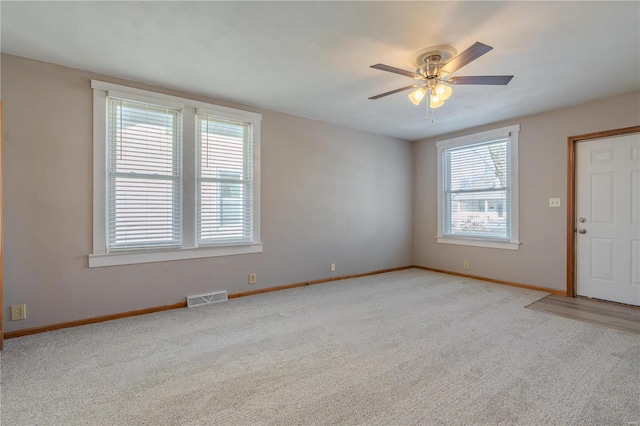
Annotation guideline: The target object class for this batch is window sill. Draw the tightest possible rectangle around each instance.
[436,236,520,250]
[89,242,263,268]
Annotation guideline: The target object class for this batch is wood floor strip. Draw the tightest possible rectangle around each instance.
[542,297,639,321]
[526,295,640,335]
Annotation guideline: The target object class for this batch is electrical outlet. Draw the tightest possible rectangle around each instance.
[11,304,27,321]
[330,263,336,272]
[463,261,470,270]
[248,273,257,285]
[549,198,561,208]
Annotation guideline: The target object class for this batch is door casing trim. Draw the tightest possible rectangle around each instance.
[566,125,640,297]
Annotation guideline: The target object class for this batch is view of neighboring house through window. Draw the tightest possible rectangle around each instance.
[219,170,243,227]
[444,139,508,238]
[437,125,520,250]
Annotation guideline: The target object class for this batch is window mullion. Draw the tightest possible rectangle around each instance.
[450,187,507,195]
[111,171,177,181]
[182,107,196,249]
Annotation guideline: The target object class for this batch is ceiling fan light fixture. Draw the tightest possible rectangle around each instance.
[408,87,426,106]
[430,94,445,108]
[434,83,453,101]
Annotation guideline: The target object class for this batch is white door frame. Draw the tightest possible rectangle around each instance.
[567,125,640,298]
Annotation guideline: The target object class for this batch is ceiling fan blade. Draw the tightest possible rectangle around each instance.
[369,84,419,100]
[370,64,423,80]
[440,42,493,75]
[448,75,514,85]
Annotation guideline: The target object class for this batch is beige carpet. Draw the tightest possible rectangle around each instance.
[1,269,639,425]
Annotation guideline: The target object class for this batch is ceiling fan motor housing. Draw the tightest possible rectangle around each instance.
[411,45,457,79]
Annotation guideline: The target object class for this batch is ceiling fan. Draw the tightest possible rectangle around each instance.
[369,42,513,121]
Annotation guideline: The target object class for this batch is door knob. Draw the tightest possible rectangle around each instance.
[577,229,587,234]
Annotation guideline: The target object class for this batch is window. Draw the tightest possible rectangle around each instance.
[90,81,262,267]
[197,115,252,242]
[436,125,520,250]
[107,98,182,250]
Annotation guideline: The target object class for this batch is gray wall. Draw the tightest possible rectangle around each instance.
[2,54,414,332]
[413,91,640,291]
[4,52,638,333]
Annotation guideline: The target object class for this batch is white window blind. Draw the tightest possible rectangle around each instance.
[107,97,182,250]
[442,138,511,240]
[197,114,253,244]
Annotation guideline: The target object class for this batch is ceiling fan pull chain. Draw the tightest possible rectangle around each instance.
[425,88,434,123]
[425,88,430,121]
[431,91,435,122]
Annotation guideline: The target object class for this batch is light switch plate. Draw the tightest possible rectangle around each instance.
[549,198,561,208]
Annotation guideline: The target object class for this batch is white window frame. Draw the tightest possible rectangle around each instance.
[89,80,262,267]
[436,124,520,250]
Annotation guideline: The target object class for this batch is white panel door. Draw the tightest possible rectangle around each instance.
[576,133,640,305]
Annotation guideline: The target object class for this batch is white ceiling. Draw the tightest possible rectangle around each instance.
[2,1,639,141]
